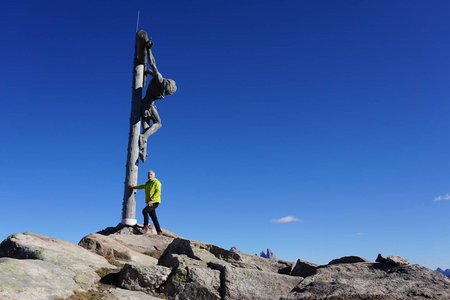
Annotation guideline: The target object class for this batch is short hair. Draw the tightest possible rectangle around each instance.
[148,170,155,176]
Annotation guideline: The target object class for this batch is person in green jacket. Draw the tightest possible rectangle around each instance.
[130,170,163,235]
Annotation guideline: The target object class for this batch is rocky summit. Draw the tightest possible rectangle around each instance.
[1,225,450,300]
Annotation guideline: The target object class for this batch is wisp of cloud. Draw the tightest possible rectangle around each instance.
[271,216,301,223]
[434,193,450,201]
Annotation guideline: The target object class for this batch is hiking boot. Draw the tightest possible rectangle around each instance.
[140,226,149,234]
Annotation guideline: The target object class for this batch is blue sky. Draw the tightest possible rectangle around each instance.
[1,0,449,269]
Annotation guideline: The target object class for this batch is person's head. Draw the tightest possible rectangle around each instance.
[163,79,177,96]
[148,170,156,180]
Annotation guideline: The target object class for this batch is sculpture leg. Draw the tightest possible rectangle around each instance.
[142,105,162,140]
[139,117,150,162]
[139,106,162,162]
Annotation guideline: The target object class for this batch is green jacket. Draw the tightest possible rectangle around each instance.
[135,178,162,204]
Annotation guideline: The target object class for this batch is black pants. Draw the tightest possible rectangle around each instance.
[142,203,162,233]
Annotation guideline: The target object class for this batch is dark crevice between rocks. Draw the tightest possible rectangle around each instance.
[100,271,120,286]
[207,262,227,299]
[161,265,179,298]
[278,265,292,275]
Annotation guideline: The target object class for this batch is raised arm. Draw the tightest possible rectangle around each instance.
[146,48,162,82]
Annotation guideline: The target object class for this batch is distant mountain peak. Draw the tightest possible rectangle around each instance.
[436,267,450,278]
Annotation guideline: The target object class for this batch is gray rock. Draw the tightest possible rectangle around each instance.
[291,259,320,277]
[282,262,450,300]
[108,232,175,260]
[376,254,410,266]
[118,263,172,294]
[386,255,410,266]
[376,253,387,263]
[218,264,301,300]
[328,255,371,265]
[160,238,291,274]
[101,287,165,299]
[161,253,222,300]
[0,232,114,289]
[79,233,158,265]
[159,239,299,300]
[0,257,82,300]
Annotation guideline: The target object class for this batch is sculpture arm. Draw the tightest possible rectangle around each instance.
[147,48,163,83]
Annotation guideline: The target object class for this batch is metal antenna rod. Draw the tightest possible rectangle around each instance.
[136,10,140,33]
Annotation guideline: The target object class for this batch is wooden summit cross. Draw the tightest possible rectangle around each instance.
[121,30,148,226]
[121,28,177,226]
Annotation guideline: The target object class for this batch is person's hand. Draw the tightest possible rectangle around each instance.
[147,202,153,207]
[129,185,135,189]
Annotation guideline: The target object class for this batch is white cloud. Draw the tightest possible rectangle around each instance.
[434,193,450,202]
[271,216,301,223]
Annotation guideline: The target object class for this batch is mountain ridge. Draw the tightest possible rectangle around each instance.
[0,225,449,299]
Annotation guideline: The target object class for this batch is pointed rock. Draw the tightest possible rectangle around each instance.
[291,259,320,277]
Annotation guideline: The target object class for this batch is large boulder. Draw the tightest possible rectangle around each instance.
[161,253,222,300]
[376,254,410,266]
[282,262,450,300]
[161,238,291,273]
[212,264,301,300]
[0,257,86,300]
[118,263,172,294]
[159,238,300,300]
[79,233,158,265]
[108,233,175,260]
[0,232,114,289]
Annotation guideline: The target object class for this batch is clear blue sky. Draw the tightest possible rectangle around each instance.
[1,0,449,269]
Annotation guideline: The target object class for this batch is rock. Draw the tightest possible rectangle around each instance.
[290,259,319,277]
[79,233,158,265]
[217,264,301,300]
[162,253,222,300]
[97,223,179,239]
[3,229,448,300]
[376,253,387,263]
[160,238,291,273]
[376,254,410,266]
[159,238,299,300]
[118,263,172,294]
[101,287,165,299]
[0,257,83,300]
[282,262,450,300]
[328,255,371,265]
[0,232,114,289]
[386,255,410,266]
[107,232,175,260]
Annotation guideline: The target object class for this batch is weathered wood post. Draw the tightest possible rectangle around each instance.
[122,31,147,226]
